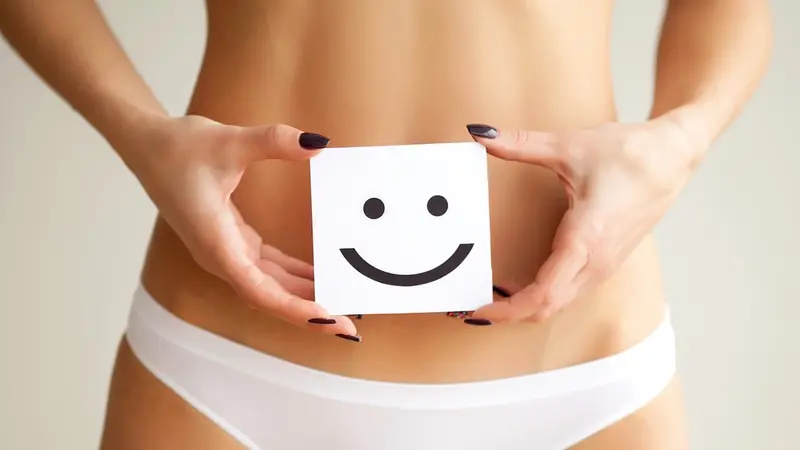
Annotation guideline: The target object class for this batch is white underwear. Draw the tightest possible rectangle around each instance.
[125,285,677,450]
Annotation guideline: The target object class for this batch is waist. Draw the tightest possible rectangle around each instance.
[139,3,666,381]
[141,206,667,384]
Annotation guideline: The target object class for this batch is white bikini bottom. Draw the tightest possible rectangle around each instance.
[125,285,677,450]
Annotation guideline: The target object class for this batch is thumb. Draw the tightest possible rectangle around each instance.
[237,124,330,163]
[466,123,563,168]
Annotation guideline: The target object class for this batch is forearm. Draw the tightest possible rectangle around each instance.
[0,0,168,154]
[649,0,773,155]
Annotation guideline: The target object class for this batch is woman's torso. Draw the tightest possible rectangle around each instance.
[140,0,667,383]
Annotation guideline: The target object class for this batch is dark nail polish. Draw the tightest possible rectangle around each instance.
[299,132,330,149]
[493,285,511,298]
[466,124,498,139]
[336,333,362,342]
[308,317,337,325]
[464,318,492,326]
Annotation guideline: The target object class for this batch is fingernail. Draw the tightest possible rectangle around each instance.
[466,124,498,139]
[336,333,362,342]
[308,317,337,325]
[299,132,330,149]
[464,318,492,326]
[493,285,511,298]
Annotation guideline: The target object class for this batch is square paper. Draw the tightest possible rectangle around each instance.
[309,142,493,315]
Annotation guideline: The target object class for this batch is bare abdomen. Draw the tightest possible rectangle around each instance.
[140,0,667,383]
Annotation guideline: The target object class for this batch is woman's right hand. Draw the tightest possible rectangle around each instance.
[117,115,360,340]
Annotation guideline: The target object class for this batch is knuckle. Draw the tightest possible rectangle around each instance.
[581,217,606,243]
[594,259,617,280]
[536,301,567,322]
[557,133,577,154]
[532,309,553,323]
[258,259,281,276]
[270,289,296,311]
[509,129,530,149]
[620,130,646,158]
[586,248,614,280]
[538,289,557,309]
[245,290,282,316]
[620,132,678,193]
[241,297,263,311]
[578,238,604,268]
[263,124,283,144]
[557,133,586,161]
[254,124,289,157]
[584,246,603,270]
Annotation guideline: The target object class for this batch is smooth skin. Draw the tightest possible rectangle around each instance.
[0,1,772,449]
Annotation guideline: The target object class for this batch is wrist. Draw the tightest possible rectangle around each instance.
[73,83,170,158]
[650,103,719,169]
[96,103,173,171]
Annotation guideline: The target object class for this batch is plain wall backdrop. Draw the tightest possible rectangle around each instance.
[1,1,797,449]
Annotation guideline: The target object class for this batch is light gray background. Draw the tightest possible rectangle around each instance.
[0,1,797,449]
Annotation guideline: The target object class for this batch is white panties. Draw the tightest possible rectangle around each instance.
[125,285,676,450]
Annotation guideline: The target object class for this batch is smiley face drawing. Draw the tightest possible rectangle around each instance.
[340,194,474,286]
[310,142,493,316]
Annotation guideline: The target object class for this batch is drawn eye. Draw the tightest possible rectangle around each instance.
[363,197,385,219]
[427,195,448,217]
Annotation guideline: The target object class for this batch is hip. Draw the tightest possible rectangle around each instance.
[139,188,668,383]
[117,283,677,449]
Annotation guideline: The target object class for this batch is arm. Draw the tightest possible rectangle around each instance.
[466,1,774,324]
[0,0,167,161]
[651,0,773,159]
[0,1,360,339]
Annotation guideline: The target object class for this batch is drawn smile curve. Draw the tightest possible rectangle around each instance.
[339,243,474,286]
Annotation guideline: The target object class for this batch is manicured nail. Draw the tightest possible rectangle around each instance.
[336,333,362,342]
[464,318,492,326]
[466,124,498,139]
[299,132,330,149]
[308,317,337,325]
[493,285,511,298]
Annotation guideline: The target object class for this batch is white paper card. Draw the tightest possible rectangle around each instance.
[310,142,493,315]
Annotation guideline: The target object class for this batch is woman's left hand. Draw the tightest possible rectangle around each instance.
[466,115,705,324]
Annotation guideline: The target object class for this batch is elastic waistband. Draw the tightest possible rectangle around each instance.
[127,285,676,410]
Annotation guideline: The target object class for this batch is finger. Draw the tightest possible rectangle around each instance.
[233,266,357,336]
[469,209,590,324]
[468,282,539,324]
[256,259,315,300]
[466,124,566,170]
[525,242,588,322]
[237,124,331,164]
[472,243,587,324]
[524,209,592,322]
[236,220,263,262]
[202,213,356,336]
[260,244,315,280]
[229,205,314,280]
